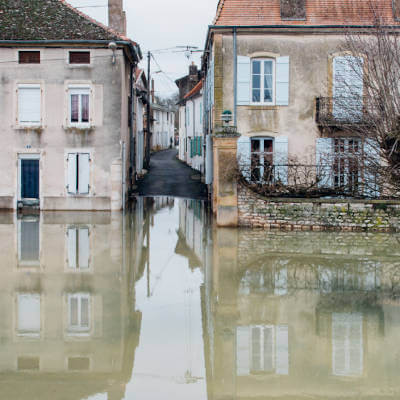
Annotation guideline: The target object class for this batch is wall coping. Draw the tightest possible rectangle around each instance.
[239,184,400,206]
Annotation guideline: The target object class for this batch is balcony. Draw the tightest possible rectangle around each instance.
[316,97,366,127]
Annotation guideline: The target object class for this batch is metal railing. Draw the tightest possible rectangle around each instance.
[316,97,366,126]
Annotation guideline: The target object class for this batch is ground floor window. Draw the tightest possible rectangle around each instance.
[251,138,274,182]
[333,138,361,193]
[67,153,90,195]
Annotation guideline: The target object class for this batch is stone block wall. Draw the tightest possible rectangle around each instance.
[238,184,400,232]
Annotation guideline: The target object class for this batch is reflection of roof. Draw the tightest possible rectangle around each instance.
[184,80,203,100]
[175,231,202,270]
[214,0,400,26]
[0,0,137,43]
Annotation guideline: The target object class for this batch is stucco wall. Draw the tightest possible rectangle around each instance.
[0,46,127,210]
[238,184,400,232]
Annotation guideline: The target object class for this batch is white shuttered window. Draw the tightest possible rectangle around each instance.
[18,294,41,336]
[18,84,41,126]
[67,153,90,195]
[68,293,90,334]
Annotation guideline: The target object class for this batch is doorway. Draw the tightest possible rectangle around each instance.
[19,155,40,204]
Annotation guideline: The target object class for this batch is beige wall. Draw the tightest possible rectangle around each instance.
[0,46,131,210]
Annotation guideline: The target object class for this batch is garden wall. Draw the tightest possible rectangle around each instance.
[238,184,400,232]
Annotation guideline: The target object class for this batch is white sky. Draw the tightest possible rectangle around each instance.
[67,0,218,97]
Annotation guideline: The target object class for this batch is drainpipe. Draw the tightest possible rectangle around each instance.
[121,141,126,211]
[233,27,237,127]
[130,65,135,189]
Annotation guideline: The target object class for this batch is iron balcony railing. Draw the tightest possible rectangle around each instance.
[316,97,367,126]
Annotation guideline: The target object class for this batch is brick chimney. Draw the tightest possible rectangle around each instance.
[280,0,306,20]
[108,0,127,35]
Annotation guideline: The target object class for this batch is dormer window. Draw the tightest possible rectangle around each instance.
[280,0,306,20]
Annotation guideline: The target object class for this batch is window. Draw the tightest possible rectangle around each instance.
[67,227,90,270]
[17,294,41,337]
[251,138,274,182]
[333,138,361,193]
[67,153,90,195]
[69,51,90,64]
[18,84,41,126]
[236,325,289,376]
[18,357,40,371]
[68,87,90,126]
[68,293,90,334]
[18,218,40,267]
[68,357,90,371]
[19,51,40,64]
[252,59,275,104]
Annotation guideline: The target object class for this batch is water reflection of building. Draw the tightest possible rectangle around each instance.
[0,212,142,400]
[204,229,400,399]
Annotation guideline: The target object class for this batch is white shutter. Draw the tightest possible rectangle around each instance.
[205,134,213,185]
[67,153,77,194]
[276,57,290,106]
[275,325,289,375]
[18,85,41,125]
[67,228,77,269]
[18,294,40,334]
[274,136,288,185]
[78,153,90,194]
[237,135,251,181]
[78,228,90,269]
[316,138,333,188]
[237,56,251,105]
[274,266,288,296]
[236,326,250,376]
[363,139,380,197]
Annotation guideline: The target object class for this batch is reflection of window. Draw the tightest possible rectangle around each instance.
[18,357,40,371]
[237,325,289,376]
[251,59,275,104]
[332,313,363,377]
[68,357,90,371]
[68,293,90,334]
[18,219,40,267]
[17,294,41,337]
[68,87,90,126]
[67,227,90,270]
[251,138,274,182]
[333,138,361,193]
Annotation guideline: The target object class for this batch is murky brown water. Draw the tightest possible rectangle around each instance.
[2,197,400,399]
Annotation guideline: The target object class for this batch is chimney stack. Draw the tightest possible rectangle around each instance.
[108,0,127,35]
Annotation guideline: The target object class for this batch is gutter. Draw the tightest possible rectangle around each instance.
[0,39,142,63]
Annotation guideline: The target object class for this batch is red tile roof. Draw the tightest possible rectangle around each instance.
[184,80,203,100]
[214,0,400,26]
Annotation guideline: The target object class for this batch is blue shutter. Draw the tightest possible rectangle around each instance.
[364,139,380,197]
[316,138,333,188]
[274,136,288,185]
[237,135,251,180]
[237,56,251,105]
[276,56,290,106]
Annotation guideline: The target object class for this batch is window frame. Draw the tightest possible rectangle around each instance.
[250,137,275,183]
[251,58,276,106]
[68,86,91,128]
[17,84,42,127]
[66,50,92,68]
[67,293,91,336]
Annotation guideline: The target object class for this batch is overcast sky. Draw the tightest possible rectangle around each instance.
[67,0,217,97]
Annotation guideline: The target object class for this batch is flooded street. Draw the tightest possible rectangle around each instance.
[2,197,400,399]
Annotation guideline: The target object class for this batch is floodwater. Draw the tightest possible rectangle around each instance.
[2,197,400,400]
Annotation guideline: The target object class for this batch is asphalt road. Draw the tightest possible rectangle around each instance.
[136,149,208,200]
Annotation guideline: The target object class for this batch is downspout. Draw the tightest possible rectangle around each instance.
[233,27,237,127]
[130,65,135,189]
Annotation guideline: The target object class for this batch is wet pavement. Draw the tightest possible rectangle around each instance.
[2,197,400,399]
[136,149,208,200]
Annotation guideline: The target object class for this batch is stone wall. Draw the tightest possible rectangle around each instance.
[238,184,400,232]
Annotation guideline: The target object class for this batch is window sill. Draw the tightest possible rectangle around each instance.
[67,64,93,69]
[239,105,279,110]
[15,125,44,132]
[64,125,95,133]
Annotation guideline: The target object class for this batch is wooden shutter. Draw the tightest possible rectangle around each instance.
[18,294,40,333]
[78,228,90,269]
[67,228,77,269]
[236,326,251,376]
[275,325,289,375]
[237,56,251,105]
[274,136,289,184]
[69,51,90,64]
[18,85,41,124]
[67,153,77,194]
[276,57,290,106]
[316,138,333,188]
[19,51,40,64]
[364,139,380,197]
[237,135,251,181]
[78,154,90,194]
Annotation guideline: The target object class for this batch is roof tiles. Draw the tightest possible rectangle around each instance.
[214,0,400,26]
